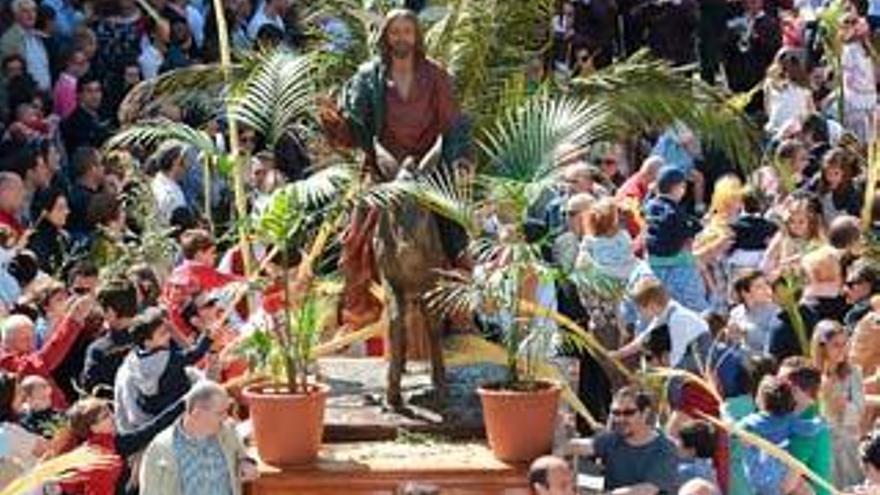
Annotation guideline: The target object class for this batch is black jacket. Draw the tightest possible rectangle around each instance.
[81,327,133,397]
[768,295,850,360]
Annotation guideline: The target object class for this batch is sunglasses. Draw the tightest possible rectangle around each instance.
[72,286,91,295]
[610,408,639,417]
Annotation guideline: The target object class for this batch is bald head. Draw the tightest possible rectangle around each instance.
[678,479,720,495]
[529,456,574,495]
[640,156,664,181]
[0,172,24,216]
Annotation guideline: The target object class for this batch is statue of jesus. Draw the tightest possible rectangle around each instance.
[320,8,470,334]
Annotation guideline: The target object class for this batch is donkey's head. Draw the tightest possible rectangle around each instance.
[374,136,443,183]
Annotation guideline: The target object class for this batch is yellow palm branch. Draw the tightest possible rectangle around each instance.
[1,448,115,495]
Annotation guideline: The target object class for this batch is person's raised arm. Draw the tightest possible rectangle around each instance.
[38,295,95,372]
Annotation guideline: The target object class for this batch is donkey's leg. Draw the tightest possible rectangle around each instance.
[386,289,407,409]
[425,301,447,406]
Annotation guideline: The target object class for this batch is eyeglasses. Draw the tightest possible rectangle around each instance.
[610,408,639,417]
[845,279,863,287]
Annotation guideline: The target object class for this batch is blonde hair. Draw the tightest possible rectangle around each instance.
[630,278,669,308]
[587,197,620,237]
[709,175,745,219]
[783,198,823,240]
[801,245,841,284]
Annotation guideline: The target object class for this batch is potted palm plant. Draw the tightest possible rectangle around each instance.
[237,167,350,465]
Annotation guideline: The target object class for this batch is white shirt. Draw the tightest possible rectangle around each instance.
[23,31,50,91]
[138,42,164,80]
[764,82,812,134]
[186,5,206,48]
[247,2,284,40]
[150,172,187,224]
[640,300,709,367]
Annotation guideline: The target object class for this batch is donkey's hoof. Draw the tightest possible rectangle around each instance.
[386,394,405,412]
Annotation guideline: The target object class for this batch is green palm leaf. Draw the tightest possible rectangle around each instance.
[479,96,612,182]
[573,50,760,169]
[103,119,220,157]
[227,50,316,147]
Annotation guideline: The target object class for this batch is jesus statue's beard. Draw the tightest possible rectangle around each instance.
[391,42,414,59]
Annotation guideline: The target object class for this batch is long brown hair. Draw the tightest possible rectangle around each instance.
[378,9,426,65]
[811,320,851,380]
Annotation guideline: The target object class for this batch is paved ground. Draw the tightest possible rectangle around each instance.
[319,357,508,441]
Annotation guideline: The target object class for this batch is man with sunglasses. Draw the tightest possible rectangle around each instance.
[567,386,679,494]
[843,260,879,331]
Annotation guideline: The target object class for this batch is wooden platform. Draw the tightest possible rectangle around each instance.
[245,442,530,495]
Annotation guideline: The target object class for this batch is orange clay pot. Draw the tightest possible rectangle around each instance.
[243,382,329,466]
[478,382,561,463]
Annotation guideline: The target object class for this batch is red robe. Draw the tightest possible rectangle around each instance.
[0,316,83,408]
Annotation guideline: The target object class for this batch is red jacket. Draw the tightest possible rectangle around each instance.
[0,316,83,408]
[0,210,24,239]
[162,260,240,339]
[59,433,123,495]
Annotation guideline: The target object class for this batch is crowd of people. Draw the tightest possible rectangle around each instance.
[0,0,879,493]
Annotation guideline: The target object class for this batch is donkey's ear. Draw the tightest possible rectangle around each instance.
[418,136,444,173]
[374,139,399,181]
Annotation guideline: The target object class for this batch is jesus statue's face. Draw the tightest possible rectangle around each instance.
[387,17,417,60]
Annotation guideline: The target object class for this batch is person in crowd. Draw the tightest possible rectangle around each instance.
[17,374,63,438]
[139,380,258,495]
[616,155,662,240]
[31,279,67,348]
[761,196,825,282]
[842,260,878,330]
[728,189,778,273]
[770,246,850,360]
[87,192,128,267]
[25,187,71,276]
[779,356,834,495]
[0,0,50,92]
[0,295,94,407]
[849,432,880,493]
[763,48,814,137]
[812,148,863,225]
[811,320,865,486]
[247,0,288,41]
[80,280,138,396]
[643,166,708,312]
[0,371,47,472]
[163,229,240,339]
[52,48,89,119]
[677,420,719,486]
[66,146,105,239]
[63,394,184,495]
[566,386,679,494]
[149,142,191,225]
[738,375,820,495]
[839,13,876,143]
[695,175,746,312]
[60,74,110,151]
[528,455,576,495]
[729,270,780,354]
[773,139,811,194]
[114,306,214,433]
[0,172,25,241]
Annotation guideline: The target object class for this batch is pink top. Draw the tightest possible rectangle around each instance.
[52,72,77,119]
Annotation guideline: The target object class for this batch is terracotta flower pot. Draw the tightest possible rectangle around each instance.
[478,382,561,463]
[243,382,329,466]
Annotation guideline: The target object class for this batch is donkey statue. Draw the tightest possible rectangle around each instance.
[373,136,448,409]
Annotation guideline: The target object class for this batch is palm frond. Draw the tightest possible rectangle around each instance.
[227,50,316,147]
[479,96,613,182]
[0,448,116,495]
[256,164,355,245]
[103,119,220,157]
[572,50,760,170]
